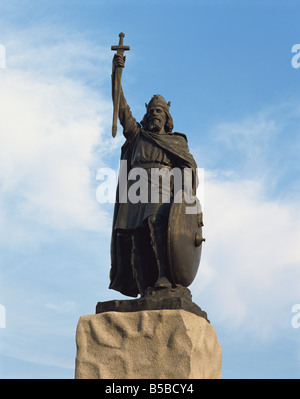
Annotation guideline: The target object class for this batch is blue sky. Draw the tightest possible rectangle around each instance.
[0,0,299,379]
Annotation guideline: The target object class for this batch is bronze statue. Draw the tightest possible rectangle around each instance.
[109,33,204,299]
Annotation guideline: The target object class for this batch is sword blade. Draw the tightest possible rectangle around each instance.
[112,67,123,137]
[111,33,130,138]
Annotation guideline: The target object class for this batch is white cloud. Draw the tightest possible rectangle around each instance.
[44,300,77,314]
[0,31,116,237]
[192,174,300,340]
[0,26,122,374]
[190,103,300,340]
[200,102,300,203]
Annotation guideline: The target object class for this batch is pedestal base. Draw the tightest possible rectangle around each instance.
[75,309,222,379]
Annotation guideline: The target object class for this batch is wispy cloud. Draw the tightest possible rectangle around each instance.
[199,103,300,202]
[192,107,300,341]
[0,28,116,237]
[197,177,299,334]
[0,26,116,373]
[44,300,77,314]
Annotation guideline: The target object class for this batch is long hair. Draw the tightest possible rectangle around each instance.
[140,108,174,133]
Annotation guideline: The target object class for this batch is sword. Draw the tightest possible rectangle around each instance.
[111,32,130,138]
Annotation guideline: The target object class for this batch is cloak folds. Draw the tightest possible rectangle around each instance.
[109,129,198,297]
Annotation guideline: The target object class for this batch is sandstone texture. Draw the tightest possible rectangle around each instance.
[75,309,222,379]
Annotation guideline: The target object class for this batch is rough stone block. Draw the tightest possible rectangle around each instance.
[75,309,222,379]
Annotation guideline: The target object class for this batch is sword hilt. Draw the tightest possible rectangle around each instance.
[111,32,130,55]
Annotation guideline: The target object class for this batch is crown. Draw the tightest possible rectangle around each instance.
[145,95,171,111]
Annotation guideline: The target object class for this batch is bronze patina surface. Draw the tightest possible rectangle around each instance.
[109,33,204,300]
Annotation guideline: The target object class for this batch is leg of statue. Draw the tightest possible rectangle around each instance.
[148,214,172,289]
[130,231,148,297]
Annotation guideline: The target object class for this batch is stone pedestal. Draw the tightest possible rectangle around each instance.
[75,308,222,379]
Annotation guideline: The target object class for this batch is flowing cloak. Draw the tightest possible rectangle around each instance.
[109,128,198,297]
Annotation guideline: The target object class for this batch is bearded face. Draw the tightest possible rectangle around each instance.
[147,106,167,133]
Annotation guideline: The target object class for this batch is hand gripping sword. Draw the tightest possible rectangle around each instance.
[111,32,130,137]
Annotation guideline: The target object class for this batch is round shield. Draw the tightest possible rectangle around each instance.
[167,190,204,287]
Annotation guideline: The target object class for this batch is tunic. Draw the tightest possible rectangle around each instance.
[114,132,175,230]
